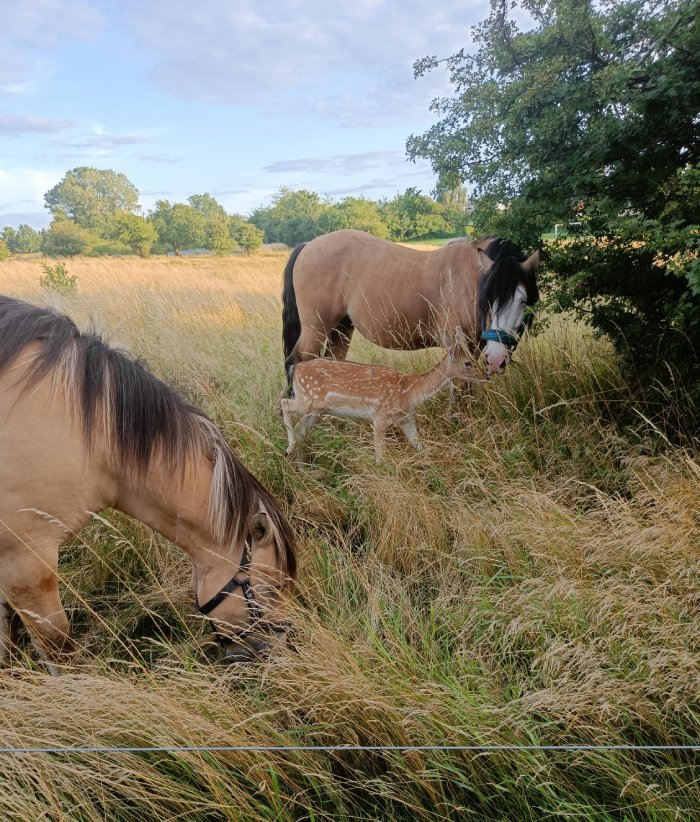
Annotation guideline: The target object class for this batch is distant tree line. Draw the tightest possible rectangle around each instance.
[0,167,266,259]
[0,167,470,260]
[248,186,470,247]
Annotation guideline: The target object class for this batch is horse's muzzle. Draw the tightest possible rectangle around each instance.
[223,626,289,663]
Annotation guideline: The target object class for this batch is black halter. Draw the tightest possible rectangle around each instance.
[195,541,263,643]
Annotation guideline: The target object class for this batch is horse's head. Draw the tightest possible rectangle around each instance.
[477,239,540,376]
[196,510,296,662]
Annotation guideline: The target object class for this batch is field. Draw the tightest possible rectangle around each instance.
[0,251,698,820]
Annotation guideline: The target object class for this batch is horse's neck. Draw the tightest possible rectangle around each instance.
[115,454,217,567]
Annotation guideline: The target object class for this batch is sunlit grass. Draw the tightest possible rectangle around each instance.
[0,252,698,820]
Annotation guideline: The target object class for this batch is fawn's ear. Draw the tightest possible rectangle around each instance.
[447,326,469,360]
[453,326,469,350]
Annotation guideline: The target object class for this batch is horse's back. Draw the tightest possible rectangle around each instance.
[296,230,434,285]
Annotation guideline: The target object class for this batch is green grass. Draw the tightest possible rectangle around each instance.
[0,254,698,820]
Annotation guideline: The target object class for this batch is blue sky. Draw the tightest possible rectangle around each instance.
[0,1,491,229]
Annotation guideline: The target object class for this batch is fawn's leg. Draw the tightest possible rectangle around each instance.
[280,399,297,454]
[399,416,422,452]
[372,420,388,462]
[294,413,321,444]
[282,398,321,460]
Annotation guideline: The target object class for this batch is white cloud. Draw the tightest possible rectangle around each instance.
[136,153,182,164]
[62,133,150,149]
[0,114,75,135]
[263,150,402,174]
[116,0,489,124]
[0,1,104,94]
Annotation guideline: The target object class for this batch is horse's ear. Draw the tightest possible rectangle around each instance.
[521,250,540,274]
[250,512,273,545]
[477,249,492,275]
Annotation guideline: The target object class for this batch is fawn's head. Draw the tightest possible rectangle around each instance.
[442,328,481,382]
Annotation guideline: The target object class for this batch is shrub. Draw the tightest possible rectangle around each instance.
[41,220,95,257]
[230,217,264,255]
[39,261,78,294]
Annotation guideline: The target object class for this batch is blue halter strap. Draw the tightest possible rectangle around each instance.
[481,323,525,351]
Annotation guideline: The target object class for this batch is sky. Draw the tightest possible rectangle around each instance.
[0,0,492,229]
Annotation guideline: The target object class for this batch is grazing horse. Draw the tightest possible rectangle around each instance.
[0,296,296,666]
[282,229,539,381]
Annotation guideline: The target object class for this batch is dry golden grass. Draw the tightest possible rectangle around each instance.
[0,252,698,820]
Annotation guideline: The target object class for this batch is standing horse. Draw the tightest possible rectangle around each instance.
[282,229,539,381]
[0,296,296,666]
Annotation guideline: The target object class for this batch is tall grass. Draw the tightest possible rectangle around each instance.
[0,253,698,820]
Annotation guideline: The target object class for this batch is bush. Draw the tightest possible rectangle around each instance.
[39,261,78,294]
[230,217,264,255]
[85,237,132,257]
[0,240,10,260]
[41,220,95,257]
[544,165,700,411]
[108,211,158,257]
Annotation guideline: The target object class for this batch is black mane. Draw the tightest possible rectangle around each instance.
[477,238,539,330]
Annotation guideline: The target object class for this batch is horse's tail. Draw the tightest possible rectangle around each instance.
[282,242,306,375]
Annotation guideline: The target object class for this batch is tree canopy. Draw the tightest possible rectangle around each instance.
[110,211,158,257]
[150,201,207,256]
[1,224,41,254]
[44,167,140,236]
[41,218,95,257]
[249,188,337,247]
[408,0,700,402]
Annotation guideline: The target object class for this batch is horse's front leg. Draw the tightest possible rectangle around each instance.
[5,555,74,674]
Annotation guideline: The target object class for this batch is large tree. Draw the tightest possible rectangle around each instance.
[229,216,264,255]
[379,188,451,241]
[149,201,206,256]
[109,211,158,257]
[44,167,140,236]
[41,218,95,257]
[188,193,228,220]
[189,194,234,253]
[408,0,700,399]
[249,188,336,246]
[330,196,389,239]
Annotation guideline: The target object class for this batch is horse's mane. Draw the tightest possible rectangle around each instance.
[477,237,539,330]
[0,295,295,576]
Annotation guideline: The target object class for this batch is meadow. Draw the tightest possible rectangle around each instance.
[0,250,698,820]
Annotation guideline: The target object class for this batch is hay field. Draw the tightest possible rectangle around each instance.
[0,251,698,820]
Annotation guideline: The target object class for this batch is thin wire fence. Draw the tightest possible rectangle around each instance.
[0,744,699,755]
